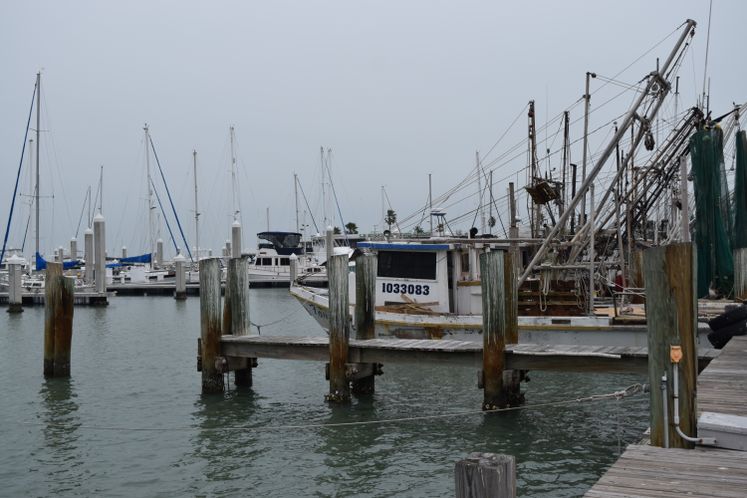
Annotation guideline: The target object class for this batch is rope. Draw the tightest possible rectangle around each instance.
[249,306,305,334]
[18,383,645,433]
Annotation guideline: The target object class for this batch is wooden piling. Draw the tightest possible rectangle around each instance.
[480,250,508,410]
[455,452,516,498]
[326,254,350,403]
[643,243,697,448]
[200,258,224,394]
[502,251,524,406]
[734,248,747,300]
[225,256,252,386]
[352,253,377,395]
[43,262,74,377]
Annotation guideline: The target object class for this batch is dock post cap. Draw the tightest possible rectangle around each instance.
[289,253,298,260]
[232,220,241,228]
[70,236,77,242]
[84,227,93,235]
[173,253,187,262]
[93,212,105,222]
[7,253,25,265]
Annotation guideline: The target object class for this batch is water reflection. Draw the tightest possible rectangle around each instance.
[37,378,85,495]
[190,389,263,488]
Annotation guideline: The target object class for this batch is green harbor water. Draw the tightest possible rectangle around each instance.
[0,289,648,497]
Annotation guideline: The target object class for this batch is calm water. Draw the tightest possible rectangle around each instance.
[0,290,648,497]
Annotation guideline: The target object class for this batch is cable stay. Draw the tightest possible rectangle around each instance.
[148,135,193,261]
[1,79,37,266]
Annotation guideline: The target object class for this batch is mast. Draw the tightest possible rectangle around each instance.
[266,207,270,232]
[144,124,155,258]
[98,165,104,213]
[229,125,238,221]
[35,72,41,258]
[320,146,327,228]
[528,101,540,237]
[560,111,570,225]
[428,173,433,235]
[294,172,300,234]
[193,149,200,259]
[580,72,595,229]
[518,19,697,286]
[476,150,485,233]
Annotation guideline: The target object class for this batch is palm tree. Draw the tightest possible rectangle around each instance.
[385,209,397,233]
[344,222,358,234]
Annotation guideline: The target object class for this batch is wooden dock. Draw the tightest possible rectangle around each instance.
[216,335,719,374]
[585,336,747,497]
[0,290,108,306]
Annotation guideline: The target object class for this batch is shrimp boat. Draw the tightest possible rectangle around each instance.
[291,20,734,348]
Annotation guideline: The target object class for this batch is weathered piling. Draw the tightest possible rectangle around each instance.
[7,254,24,313]
[502,251,524,406]
[174,253,187,300]
[225,256,252,386]
[231,221,241,258]
[643,243,697,448]
[326,253,350,403]
[93,213,106,294]
[70,237,77,259]
[122,246,127,259]
[200,258,224,393]
[325,227,334,264]
[352,253,378,395]
[480,250,508,410]
[84,227,93,285]
[56,246,64,263]
[43,262,74,377]
[455,452,516,498]
[735,248,747,300]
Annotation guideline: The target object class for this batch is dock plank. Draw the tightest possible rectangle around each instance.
[586,336,747,497]
[217,335,718,373]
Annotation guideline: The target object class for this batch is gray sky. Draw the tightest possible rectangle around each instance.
[2,1,745,258]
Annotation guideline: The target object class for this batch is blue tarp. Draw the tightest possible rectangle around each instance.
[35,252,81,270]
[120,253,152,264]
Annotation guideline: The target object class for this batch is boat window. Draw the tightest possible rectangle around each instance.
[377,251,436,280]
[280,258,290,266]
[461,252,470,275]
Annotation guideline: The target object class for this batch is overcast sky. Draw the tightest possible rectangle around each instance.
[2,1,745,258]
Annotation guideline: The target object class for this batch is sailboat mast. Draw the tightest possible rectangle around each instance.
[294,173,300,234]
[229,126,238,221]
[320,146,327,228]
[98,165,103,213]
[144,124,155,258]
[35,72,41,258]
[193,149,200,259]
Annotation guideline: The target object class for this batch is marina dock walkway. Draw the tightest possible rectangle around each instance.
[585,336,747,497]
[218,336,719,374]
